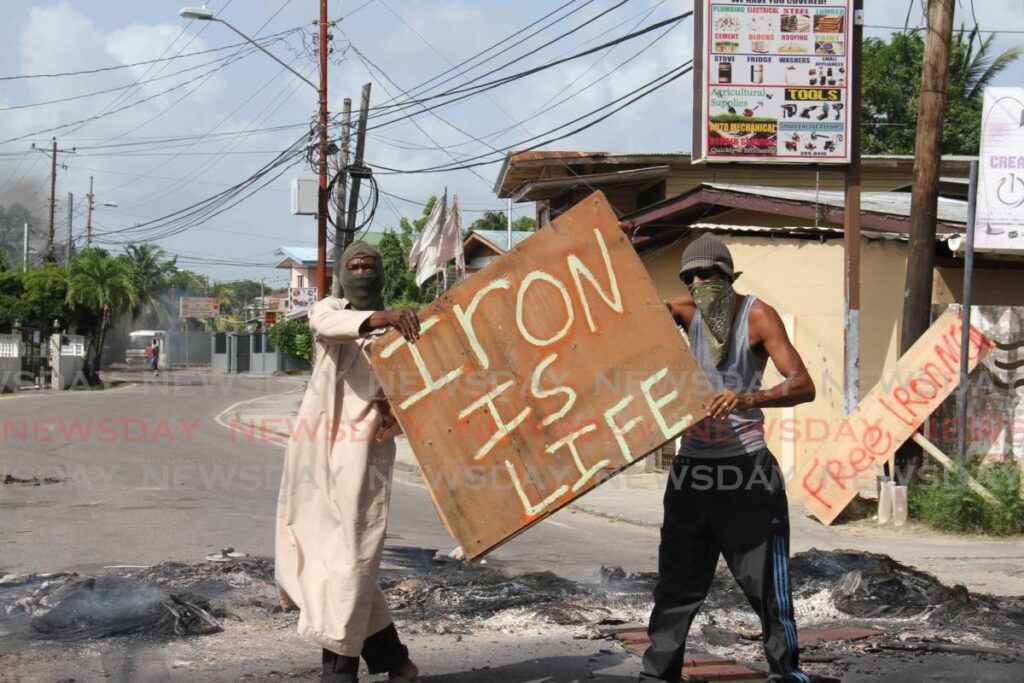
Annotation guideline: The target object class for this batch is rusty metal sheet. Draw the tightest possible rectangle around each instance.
[370,191,710,560]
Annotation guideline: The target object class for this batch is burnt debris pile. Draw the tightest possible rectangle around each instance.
[1,548,1021,649]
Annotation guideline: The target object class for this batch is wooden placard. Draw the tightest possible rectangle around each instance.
[370,191,710,560]
[788,310,995,525]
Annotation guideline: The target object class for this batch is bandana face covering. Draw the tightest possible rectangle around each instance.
[688,279,736,366]
[339,241,386,311]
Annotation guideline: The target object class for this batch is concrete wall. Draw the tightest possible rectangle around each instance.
[0,333,23,392]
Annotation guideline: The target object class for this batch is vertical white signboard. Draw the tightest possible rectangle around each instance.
[977,88,1024,252]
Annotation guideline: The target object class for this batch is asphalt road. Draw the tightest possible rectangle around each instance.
[0,369,659,579]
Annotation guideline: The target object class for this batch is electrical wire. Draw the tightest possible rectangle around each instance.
[360,12,693,131]
[369,60,693,175]
[0,47,258,146]
[0,34,300,112]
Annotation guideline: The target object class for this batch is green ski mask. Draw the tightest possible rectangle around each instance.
[339,241,386,311]
[688,279,736,366]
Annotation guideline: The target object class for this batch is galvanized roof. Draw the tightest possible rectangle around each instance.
[701,183,969,226]
[467,230,532,252]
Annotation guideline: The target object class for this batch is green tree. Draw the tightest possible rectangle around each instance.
[267,319,313,361]
[863,26,1021,155]
[467,210,535,234]
[124,243,177,326]
[67,248,139,377]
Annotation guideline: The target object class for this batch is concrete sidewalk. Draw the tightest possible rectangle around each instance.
[225,391,1024,597]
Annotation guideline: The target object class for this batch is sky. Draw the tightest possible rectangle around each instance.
[0,0,1021,285]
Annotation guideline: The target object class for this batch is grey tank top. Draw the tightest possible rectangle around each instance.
[679,295,768,458]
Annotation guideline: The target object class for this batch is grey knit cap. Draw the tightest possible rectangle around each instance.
[678,233,740,282]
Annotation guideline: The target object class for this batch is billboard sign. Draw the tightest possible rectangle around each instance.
[287,287,318,312]
[977,87,1024,252]
[179,297,220,319]
[694,0,854,164]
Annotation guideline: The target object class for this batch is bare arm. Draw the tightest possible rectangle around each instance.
[706,300,815,419]
[664,292,697,331]
[742,301,815,409]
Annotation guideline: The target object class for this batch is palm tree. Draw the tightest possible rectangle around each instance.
[124,243,177,326]
[67,248,139,377]
[956,26,1021,100]
[207,282,238,332]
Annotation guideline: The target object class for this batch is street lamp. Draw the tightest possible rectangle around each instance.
[178,3,330,302]
[178,7,317,90]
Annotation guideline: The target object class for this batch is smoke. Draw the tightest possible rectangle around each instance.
[0,173,51,267]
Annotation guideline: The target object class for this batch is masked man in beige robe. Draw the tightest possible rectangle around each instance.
[276,241,421,683]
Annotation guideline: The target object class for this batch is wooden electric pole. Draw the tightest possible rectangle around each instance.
[344,83,372,242]
[65,192,73,263]
[315,0,329,300]
[32,137,75,260]
[331,97,352,298]
[901,0,955,353]
[86,176,94,247]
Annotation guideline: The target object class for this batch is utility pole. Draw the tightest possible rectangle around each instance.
[316,0,329,300]
[332,97,352,298]
[65,192,73,263]
[843,0,864,414]
[23,222,29,272]
[48,138,57,255]
[901,0,955,353]
[344,84,372,243]
[32,137,75,259]
[86,175,94,247]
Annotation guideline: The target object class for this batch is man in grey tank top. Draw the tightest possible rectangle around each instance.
[640,234,833,683]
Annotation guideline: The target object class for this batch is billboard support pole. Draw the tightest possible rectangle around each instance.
[956,160,979,481]
[843,0,863,415]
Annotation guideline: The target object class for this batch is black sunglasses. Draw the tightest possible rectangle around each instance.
[681,266,725,286]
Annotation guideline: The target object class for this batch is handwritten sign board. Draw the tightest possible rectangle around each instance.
[179,297,220,319]
[788,310,994,524]
[693,0,854,163]
[977,87,1024,253]
[371,192,710,560]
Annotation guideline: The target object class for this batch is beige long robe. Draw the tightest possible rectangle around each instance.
[275,296,396,656]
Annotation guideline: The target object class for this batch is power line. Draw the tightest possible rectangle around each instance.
[0,47,257,146]
[370,60,693,175]
[0,34,298,112]
[361,11,693,132]
[0,25,300,81]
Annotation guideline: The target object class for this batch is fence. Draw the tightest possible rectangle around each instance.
[211,332,306,374]
[0,333,23,392]
[927,304,1024,464]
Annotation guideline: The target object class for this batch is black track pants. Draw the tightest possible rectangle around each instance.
[641,449,811,683]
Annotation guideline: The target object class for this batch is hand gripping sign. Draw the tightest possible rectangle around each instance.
[788,309,994,525]
[370,191,711,560]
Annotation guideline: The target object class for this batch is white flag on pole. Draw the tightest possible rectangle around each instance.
[409,192,448,287]
[438,195,465,275]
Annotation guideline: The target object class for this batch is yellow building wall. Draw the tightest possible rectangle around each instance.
[641,229,1024,476]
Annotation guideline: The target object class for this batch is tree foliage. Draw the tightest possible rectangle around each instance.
[863,27,1021,155]
[267,319,313,361]
[467,210,536,234]
[67,248,139,376]
[377,196,444,308]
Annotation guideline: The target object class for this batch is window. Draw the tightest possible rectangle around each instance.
[253,333,263,353]
[215,333,227,354]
